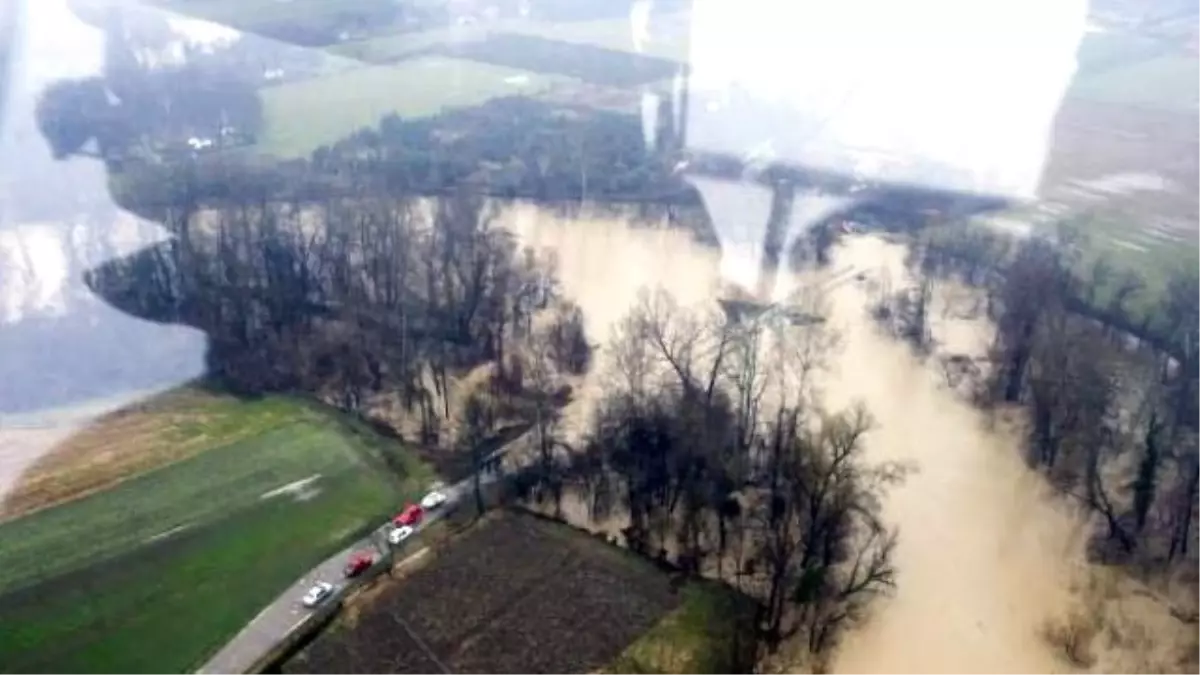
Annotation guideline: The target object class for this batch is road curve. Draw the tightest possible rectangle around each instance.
[197,443,516,675]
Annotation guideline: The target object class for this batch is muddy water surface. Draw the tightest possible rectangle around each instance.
[502,205,1090,673]
[820,236,1086,673]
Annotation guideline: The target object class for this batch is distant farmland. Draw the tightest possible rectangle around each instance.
[257,57,577,158]
[0,389,430,673]
[284,511,757,674]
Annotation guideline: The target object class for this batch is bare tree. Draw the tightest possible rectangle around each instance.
[463,392,494,515]
[987,237,1074,403]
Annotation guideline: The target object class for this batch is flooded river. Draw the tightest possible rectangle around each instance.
[818,236,1083,673]
[1,194,1183,670]
[500,203,1180,673]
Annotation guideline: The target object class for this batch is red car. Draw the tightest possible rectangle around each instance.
[393,504,423,527]
[343,552,374,578]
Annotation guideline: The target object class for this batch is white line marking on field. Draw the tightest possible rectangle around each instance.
[259,474,322,500]
[145,524,190,543]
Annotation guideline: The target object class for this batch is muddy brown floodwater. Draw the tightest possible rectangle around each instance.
[500,203,1188,673]
[818,236,1086,673]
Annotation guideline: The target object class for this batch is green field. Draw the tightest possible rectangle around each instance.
[258,56,572,157]
[1065,215,1199,321]
[0,392,431,673]
[606,583,757,673]
[949,213,1198,329]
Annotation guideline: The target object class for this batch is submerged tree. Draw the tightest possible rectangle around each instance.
[541,286,899,660]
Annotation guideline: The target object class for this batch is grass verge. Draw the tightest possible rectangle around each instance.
[606,583,758,674]
[0,474,389,673]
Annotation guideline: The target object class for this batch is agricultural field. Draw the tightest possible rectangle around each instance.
[283,512,756,674]
[256,9,685,158]
[0,387,431,673]
[257,56,577,157]
[3,388,315,519]
[1026,25,1200,312]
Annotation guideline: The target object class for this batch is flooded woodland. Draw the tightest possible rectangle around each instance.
[3,0,1197,671]
[501,202,1197,673]
[2,194,1196,673]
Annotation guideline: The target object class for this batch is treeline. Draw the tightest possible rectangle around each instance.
[894,223,1198,565]
[508,288,899,666]
[109,96,689,218]
[86,192,588,446]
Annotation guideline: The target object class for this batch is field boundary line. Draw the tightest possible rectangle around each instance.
[393,612,452,674]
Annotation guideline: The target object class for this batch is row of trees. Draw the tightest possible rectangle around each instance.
[106,96,691,219]
[312,97,685,203]
[508,288,899,666]
[896,222,1199,566]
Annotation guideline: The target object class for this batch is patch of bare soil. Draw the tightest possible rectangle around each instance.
[284,512,682,674]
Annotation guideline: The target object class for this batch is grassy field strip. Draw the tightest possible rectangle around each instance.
[607,585,755,674]
[969,210,1197,323]
[0,389,432,673]
[258,56,579,157]
[0,423,365,593]
[3,390,311,519]
[0,471,398,673]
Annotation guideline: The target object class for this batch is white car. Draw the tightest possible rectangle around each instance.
[388,525,414,545]
[302,581,334,608]
[420,490,448,510]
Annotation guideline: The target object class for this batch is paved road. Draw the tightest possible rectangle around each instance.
[197,443,519,674]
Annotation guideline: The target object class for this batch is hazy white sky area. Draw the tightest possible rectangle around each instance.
[685,0,1089,199]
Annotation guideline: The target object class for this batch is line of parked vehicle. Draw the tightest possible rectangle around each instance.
[300,485,450,609]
